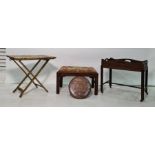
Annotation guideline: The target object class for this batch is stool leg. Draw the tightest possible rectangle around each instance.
[91,77,94,88]
[141,71,145,102]
[145,68,148,95]
[56,73,60,94]
[109,68,112,88]
[94,75,98,95]
[60,76,63,88]
[101,66,103,93]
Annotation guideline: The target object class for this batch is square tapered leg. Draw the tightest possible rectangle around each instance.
[56,73,60,94]
[141,71,145,102]
[95,75,98,95]
[91,77,95,88]
[145,68,148,94]
[109,68,112,88]
[101,66,103,93]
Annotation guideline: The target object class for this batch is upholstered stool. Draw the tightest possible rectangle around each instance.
[69,76,91,99]
[56,66,98,95]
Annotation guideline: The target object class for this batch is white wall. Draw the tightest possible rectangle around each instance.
[6,48,155,85]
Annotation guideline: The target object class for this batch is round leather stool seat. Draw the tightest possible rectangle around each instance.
[69,76,91,99]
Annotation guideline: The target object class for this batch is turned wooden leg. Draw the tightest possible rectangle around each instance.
[109,68,112,88]
[141,71,145,102]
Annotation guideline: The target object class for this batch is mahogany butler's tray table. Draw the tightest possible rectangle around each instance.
[100,58,148,102]
[7,55,56,98]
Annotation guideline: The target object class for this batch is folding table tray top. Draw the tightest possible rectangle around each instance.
[7,55,56,60]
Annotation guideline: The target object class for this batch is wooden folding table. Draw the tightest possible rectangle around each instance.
[7,55,56,97]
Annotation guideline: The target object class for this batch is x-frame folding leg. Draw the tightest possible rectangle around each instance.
[19,61,48,92]
[13,60,40,91]
[13,59,49,97]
